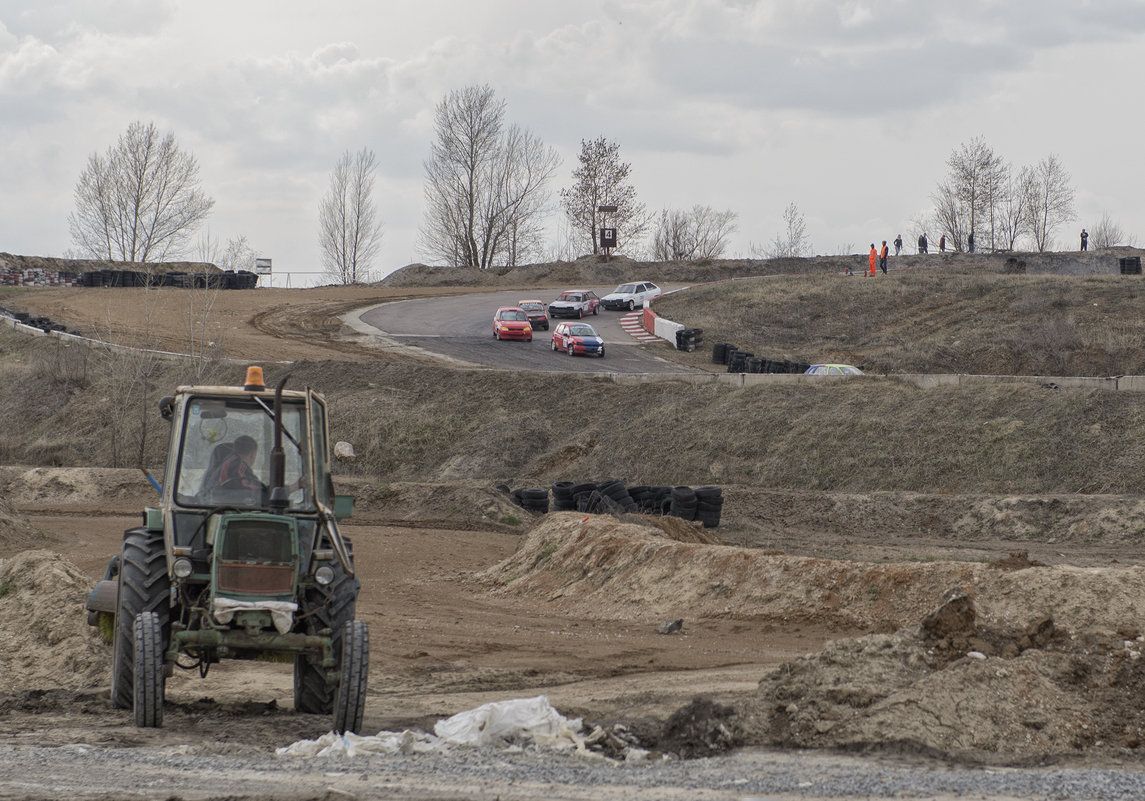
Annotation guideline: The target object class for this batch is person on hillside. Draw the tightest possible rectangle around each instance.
[968,231,975,253]
[918,233,928,254]
[1081,228,1089,251]
[894,234,903,256]
[868,244,877,277]
[879,241,889,274]
[939,234,946,253]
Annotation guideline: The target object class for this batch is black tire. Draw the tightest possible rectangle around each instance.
[627,300,635,311]
[332,620,369,734]
[567,343,575,357]
[111,528,169,710]
[578,308,584,318]
[670,486,699,520]
[294,539,359,715]
[551,339,557,351]
[599,346,605,358]
[133,611,165,728]
[592,306,598,315]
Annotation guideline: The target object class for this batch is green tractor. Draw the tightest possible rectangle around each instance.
[86,366,367,732]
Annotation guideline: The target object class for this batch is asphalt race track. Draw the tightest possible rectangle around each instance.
[352,287,697,374]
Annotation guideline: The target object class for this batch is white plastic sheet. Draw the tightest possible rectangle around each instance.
[277,695,586,758]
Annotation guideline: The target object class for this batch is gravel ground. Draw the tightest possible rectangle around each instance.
[2,742,1145,800]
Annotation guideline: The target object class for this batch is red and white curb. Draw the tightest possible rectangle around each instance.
[619,311,663,343]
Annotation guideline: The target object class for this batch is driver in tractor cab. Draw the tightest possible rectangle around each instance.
[206,434,304,500]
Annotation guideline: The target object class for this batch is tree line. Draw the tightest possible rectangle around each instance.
[67,97,1130,285]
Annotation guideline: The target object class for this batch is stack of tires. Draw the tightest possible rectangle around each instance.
[694,487,724,528]
[550,482,577,511]
[675,328,704,352]
[669,486,698,520]
[510,487,549,513]
[727,350,753,372]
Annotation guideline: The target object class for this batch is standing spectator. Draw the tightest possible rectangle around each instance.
[894,234,903,256]
[939,234,946,253]
[879,241,889,274]
[967,231,975,253]
[918,233,928,254]
[1080,229,1089,251]
[868,244,877,277]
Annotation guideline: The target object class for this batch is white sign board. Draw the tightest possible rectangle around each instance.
[254,258,273,275]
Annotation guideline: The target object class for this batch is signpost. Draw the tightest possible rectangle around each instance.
[598,205,618,262]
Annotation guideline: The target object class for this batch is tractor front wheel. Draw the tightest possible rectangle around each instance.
[332,620,369,734]
[110,528,169,710]
[133,611,166,728]
[294,540,358,715]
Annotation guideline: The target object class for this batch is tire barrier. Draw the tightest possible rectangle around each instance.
[0,307,67,333]
[715,343,810,375]
[510,487,549,514]
[78,269,260,289]
[675,327,705,352]
[507,481,723,527]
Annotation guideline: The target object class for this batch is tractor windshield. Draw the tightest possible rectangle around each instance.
[173,396,313,512]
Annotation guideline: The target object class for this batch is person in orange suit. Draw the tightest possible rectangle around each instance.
[868,244,877,277]
[879,240,889,274]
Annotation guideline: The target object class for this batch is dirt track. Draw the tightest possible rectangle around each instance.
[4,273,1145,798]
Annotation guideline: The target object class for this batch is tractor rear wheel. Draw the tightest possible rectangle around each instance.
[294,539,358,715]
[110,528,169,710]
[133,611,166,728]
[332,620,369,734]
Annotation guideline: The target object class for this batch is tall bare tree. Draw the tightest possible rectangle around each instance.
[1024,154,1076,252]
[753,202,810,258]
[933,136,1006,251]
[420,85,559,268]
[994,166,1035,251]
[651,205,738,260]
[68,121,214,261]
[560,136,650,257]
[319,148,384,284]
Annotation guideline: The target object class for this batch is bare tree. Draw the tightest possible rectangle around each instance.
[1024,154,1076,252]
[752,202,810,258]
[560,136,650,257]
[1090,211,1131,249]
[995,166,1035,251]
[68,121,214,261]
[651,205,738,260]
[420,85,559,268]
[933,136,1006,251]
[320,148,384,284]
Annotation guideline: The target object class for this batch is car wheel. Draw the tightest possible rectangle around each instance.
[599,346,605,358]
[627,300,635,311]
[567,343,575,357]
[592,306,598,315]
[578,308,584,318]
[550,339,557,351]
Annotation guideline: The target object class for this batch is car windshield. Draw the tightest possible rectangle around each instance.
[519,302,542,311]
[614,284,636,294]
[561,294,582,302]
[500,310,526,321]
[570,325,596,337]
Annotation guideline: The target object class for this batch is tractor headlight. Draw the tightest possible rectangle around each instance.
[314,565,335,586]
[173,557,193,579]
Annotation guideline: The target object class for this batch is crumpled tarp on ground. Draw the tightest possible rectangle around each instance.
[277,696,588,758]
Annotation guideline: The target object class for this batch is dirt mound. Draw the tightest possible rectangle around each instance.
[480,515,1145,633]
[0,495,42,550]
[0,467,158,509]
[0,550,109,692]
[740,592,1145,764]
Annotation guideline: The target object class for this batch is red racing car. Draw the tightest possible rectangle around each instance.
[493,307,533,341]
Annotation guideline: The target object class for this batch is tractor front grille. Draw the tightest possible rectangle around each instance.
[217,562,294,595]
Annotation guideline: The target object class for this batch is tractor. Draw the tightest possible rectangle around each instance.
[86,366,367,732]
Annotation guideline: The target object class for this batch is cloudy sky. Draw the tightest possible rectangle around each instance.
[2,1,1144,285]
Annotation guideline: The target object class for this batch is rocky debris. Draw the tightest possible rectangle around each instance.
[989,550,1048,570]
[656,618,684,635]
[659,697,741,758]
[738,592,1145,764]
